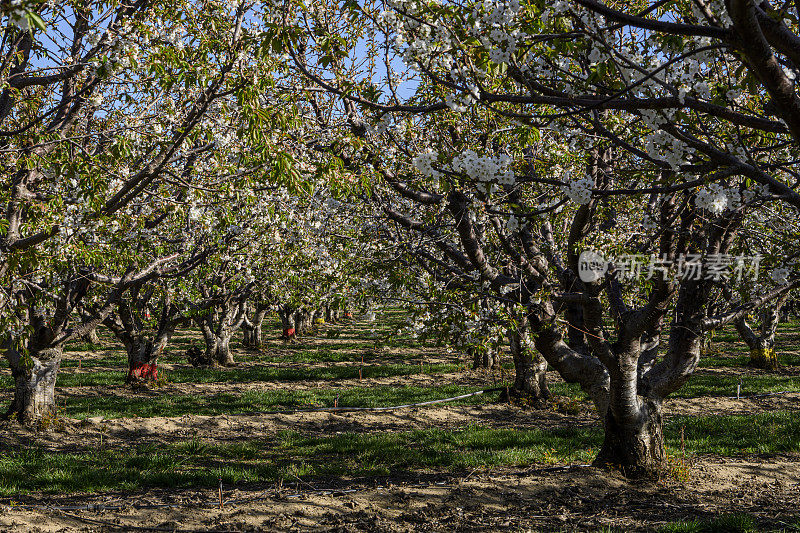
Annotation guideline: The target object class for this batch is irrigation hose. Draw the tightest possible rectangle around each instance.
[241,386,507,415]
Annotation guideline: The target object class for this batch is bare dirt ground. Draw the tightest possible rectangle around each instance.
[2,455,799,532]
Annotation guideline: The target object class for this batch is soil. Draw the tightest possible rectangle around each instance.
[1,455,798,532]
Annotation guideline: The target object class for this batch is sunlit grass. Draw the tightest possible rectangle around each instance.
[57,384,500,420]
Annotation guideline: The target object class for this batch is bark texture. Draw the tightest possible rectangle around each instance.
[734,295,787,370]
[593,397,665,478]
[505,317,549,405]
[82,327,100,345]
[242,305,268,349]
[194,299,247,366]
[4,345,62,426]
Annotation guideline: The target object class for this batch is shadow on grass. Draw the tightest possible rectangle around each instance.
[2,410,798,496]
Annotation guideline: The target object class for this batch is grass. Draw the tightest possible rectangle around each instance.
[2,410,798,496]
[676,374,800,398]
[1,361,794,398]
[57,384,500,419]
[699,322,800,368]
[1,361,462,389]
[659,513,758,533]
[658,513,800,533]
[668,411,800,455]
[1,424,597,495]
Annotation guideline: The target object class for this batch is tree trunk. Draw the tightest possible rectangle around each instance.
[505,322,549,405]
[279,307,297,339]
[127,336,160,383]
[593,397,665,478]
[294,309,313,335]
[245,308,267,349]
[565,303,590,355]
[735,315,779,370]
[734,294,789,370]
[241,303,267,350]
[4,345,62,426]
[217,334,234,366]
[748,337,778,370]
[292,310,303,335]
[203,333,234,366]
[82,327,100,345]
[242,326,254,348]
[470,346,497,369]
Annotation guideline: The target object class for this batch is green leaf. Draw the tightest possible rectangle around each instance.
[28,12,46,32]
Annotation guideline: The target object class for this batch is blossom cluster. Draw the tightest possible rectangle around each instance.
[562,175,593,205]
[694,183,770,215]
[7,0,29,30]
[470,0,525,64]
[770,267,791,284]
[451,150,514,185]
[412,150,439,178]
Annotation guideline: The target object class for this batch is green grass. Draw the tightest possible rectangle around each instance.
[657,513,800,533]
[0,424,598,495]
[700,351,800,368]
[659,513,758,533]
[676,374,800,398]
[2,353,796,404]
[58,384,500,419]
[668,411,800,455]
[2,410,798,496]
[700,321,800,368]
[36,362,459,389]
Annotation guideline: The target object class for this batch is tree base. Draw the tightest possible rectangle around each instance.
[4,353,62,428]
[498,386,549,409]
[187,346,208,367]
[187,346,235,367]
[593,399,665,479]
[749,348,778,371]
[127,362,158,383]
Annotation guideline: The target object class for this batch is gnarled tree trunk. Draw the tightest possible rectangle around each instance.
[82,327,100,345]
[734,294,788,370]
[194,299,246,367]
[242,305,268,349]
[593,396,664,478]
[293,308,314,336]
[278,305,297,339]
[201,332,234,366]
[469,345,498,369]
[105,295,180,383]
[4,344,62,426]
[126,336,161,382]
[506,317,549,405]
